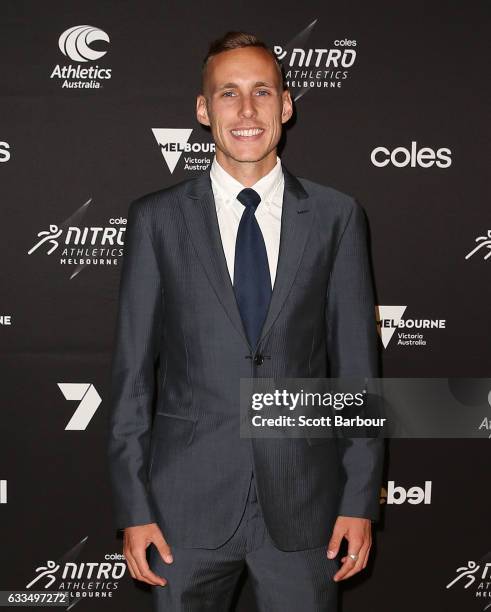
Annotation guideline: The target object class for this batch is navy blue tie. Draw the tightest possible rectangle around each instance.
[233,188,272,348]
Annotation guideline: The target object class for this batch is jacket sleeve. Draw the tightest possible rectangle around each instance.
[325,198,384,521]
[106,197,162,530]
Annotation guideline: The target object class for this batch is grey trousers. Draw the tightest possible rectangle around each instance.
[149,473,339,611]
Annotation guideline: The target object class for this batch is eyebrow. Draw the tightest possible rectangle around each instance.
[217,81,274,90]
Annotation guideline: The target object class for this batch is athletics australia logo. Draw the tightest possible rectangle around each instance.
[50,25,112,89]
[58,25,109,62]
[465,230,491,261]
[446,557,491,610]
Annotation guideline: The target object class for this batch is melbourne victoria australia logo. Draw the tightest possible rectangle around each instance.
[27,198,125,279]
[152,128,215,174]
[51,25,111,89]
[273,19,357,100]
[376,305,446,349]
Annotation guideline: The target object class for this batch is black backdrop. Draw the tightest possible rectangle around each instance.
[1,1,490,611]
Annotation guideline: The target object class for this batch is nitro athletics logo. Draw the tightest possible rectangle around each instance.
[446,556,491,610]
[25,536,126,604]
[50,25,111,89]
[465,230,491,262]
[376,305,446,349]
[152,128,215,174]
[273,19,357,100]
[27,198,125,279]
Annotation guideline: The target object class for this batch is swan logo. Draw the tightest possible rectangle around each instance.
[58,25,109,62]
[51,26,112,89]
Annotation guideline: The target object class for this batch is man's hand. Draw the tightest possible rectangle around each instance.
[123,522,173,586]
[327,516,372,582]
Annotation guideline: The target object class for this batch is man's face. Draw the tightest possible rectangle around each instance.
[196,46,293,165]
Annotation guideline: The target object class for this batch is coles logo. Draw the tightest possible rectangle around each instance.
[371,141,452,168]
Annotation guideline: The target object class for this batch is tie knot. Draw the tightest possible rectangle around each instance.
[237,188,261,210]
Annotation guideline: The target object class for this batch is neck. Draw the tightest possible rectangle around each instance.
[215,149,278,187]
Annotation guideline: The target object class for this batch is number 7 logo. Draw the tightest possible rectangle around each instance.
[57,383,102,430]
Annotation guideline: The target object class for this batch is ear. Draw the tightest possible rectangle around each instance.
[281,90,293,124]
[196,94,211,127]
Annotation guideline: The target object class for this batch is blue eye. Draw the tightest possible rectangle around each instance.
[222,91,235,97]
[256,90,269,95]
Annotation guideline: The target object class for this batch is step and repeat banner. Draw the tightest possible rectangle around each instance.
[1,1,489,611]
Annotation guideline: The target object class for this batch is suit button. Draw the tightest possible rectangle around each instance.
[254,354,264,366]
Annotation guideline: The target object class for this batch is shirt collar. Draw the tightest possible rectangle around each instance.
[210,155,284,212]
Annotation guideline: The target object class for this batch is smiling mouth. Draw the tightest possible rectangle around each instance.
[230,127,265,139]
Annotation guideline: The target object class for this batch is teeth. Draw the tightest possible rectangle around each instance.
[231,128,263,137]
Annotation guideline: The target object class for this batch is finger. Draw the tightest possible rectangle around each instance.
[338,541,370,580]
[362,542,372,570]
[340,539,371,566]
[123,549,138,580]
[132,547,167,586]
[333,554,357,581]
[124,557,136,579]
[333,537,363,581]
[153,533,173,564]
[122,535,138,579]
[340,554,365,580]
[327,527,345,559]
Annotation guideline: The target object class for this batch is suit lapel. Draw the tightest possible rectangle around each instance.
[180,170,250,346]
[255,163,312,349]
[180,162,312,352]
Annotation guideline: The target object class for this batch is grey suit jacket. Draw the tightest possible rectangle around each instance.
[107,162,384,551]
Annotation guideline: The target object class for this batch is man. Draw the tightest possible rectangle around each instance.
[107,31,384,611]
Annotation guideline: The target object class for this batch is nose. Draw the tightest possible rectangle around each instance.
[239,94,256,119]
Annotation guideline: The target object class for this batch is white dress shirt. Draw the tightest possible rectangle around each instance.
[209,155,284,288]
